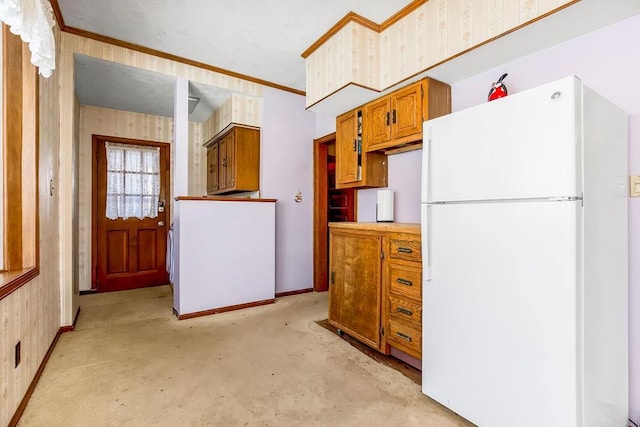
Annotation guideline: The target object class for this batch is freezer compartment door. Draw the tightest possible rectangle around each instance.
[421,201,580,427]
[422,76,581,203]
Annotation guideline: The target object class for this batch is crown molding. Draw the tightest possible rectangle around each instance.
[301,0,427,59]
[380,0,427,30]
[301,11,380,59]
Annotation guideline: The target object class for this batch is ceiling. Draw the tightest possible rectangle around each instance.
[59,0,413,92]
[74,55,232,122]
[62,0,640,120]
[63,0,411,120]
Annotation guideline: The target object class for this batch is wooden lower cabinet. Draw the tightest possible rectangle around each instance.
[328,228,383,350]
[385,232,423,359]
[328,222,422,359]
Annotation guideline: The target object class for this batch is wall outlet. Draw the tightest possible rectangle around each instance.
[15,341,21,368]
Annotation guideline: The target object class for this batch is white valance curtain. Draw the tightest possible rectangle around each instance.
[105,142,160,220]
[0,0,56,77]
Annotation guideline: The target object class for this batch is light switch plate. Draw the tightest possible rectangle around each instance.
[630,175,640,197]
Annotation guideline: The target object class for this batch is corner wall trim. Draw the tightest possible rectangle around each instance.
[176,298,276,320]
[59,306,81,333]
[9,327,64,426]
[275,288,314,298]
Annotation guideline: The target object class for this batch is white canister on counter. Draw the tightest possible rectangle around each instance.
[376,189,394,222]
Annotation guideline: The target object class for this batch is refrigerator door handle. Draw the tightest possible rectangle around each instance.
[424,205,432,281]
[424,126,431,203]
[423,128,432,281]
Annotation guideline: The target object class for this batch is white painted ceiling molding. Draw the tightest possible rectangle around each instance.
[0,0,56,77]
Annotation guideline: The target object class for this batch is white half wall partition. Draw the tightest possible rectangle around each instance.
[173,198,276,317]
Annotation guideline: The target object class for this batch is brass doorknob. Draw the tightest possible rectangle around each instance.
[157,221,165,227]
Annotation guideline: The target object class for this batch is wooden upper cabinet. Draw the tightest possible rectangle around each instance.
[365,97,391,147]
[336,109,359,185]
[391,83,422,140]
[335,109,388,189]
[204,125,260,195]
[364,77,451,153]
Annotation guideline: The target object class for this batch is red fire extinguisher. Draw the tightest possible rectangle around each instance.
[488,73,508,101]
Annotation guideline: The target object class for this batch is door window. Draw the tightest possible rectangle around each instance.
[105,142,160,220]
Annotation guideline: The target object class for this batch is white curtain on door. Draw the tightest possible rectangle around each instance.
[105,142,160,220]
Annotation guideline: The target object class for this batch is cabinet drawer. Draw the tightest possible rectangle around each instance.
[389,237,421,262]
[388,295,422,325]
[387,317,422,358]
[389,264,421,300]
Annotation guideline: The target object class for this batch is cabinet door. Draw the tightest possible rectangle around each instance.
[218,136,227,190]
[206,144,219,194]
[335,110,359,185]
[391,83,422,139]
[365,97,391,147]
[211,144,219,192]
[206,148,212,194]
[225,133,236,189]
[329,230,382,349]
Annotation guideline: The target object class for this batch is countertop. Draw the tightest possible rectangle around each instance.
[175,196,277,203]
[328,222,420,234]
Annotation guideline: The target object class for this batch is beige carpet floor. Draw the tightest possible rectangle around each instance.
[18,286,472,426]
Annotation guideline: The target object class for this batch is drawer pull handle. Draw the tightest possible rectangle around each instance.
[397,247,413,254]
[396,332,412,342]
[396,307,413,316]
[396,278,413,286]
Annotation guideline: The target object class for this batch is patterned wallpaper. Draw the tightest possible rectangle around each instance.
[306,0,575,106]
[64,33,264,97]
[202,93,263,143]
[305,22,380,104]
[0,27,62,426]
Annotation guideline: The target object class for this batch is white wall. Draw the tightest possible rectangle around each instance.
[314,112,336,139]
[261,87,315,293]
[630,114,640,425]
[174,200,275,314]
[358,151,422,223]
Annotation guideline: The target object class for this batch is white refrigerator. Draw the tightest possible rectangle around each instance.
[420,76,628,427]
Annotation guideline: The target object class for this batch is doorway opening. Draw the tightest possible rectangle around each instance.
[92,135,171,292]
[313,133,356,292]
